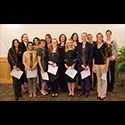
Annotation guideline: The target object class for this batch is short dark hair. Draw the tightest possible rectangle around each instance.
[106,30,112,34]
[40,39,48,50]
[33,37,40,45]
[12,39,20,49]
[27,42,33,47]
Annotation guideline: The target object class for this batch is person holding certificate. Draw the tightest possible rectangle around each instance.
[37,39,48,96]
[23,42,38,98]
[76,32,93,98]
[93,33,110,100]
[64,39,77,97]
[71,32,81,91]
[8,39,25,100]
[48,38,64,97]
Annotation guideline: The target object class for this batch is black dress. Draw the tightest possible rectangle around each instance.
[58,43,67,91]
[48,48,64,93]
[37,48,48,83]
[64,49,77,83]
[48,48,64,81]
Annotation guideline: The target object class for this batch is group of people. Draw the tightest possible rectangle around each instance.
[7,30,118,101]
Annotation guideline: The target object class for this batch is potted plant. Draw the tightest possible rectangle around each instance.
[116,46,125,88]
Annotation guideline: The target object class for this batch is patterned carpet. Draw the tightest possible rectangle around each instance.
[0,81,125,101]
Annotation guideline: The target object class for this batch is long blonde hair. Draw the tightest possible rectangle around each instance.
[65,39,75,52]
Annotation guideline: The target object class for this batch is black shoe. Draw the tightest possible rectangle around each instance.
[97,96,101,99]
[108,89,113,92]
[68,94,72,97]
[78,92,84,97]
[100,97,105,100]
[15,97,19,101]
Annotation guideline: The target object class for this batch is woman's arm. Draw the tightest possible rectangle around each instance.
[105,57,110,73]
[37,56,44,73]
[93,58,96,73]
[32,56,37,71]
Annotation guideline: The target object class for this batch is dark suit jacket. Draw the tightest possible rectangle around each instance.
[20,42,27,52]
[76,41,93,71]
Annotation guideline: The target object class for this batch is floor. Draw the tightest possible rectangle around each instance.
[0,81,124,101]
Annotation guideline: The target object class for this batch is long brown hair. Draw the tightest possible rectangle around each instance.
[49,38,59,52]
[45,34,52,43]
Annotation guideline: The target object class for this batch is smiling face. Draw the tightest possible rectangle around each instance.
[45,36,51,44]
[22,34,29,43]
[96,34,103,43]
[52,39,58,48]
[60,35,66,42]
[73,34,78,41]
[67,40,73,49]
[34,39,39,46]
[14,40,19,48]
[106,31,112,39]
[40,40,46,48]
[88,34,93,42]
[28,43,33,51]
[81,33,87,42]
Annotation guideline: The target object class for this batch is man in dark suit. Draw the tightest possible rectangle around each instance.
[76,32,93,98]
[20,33,29,93]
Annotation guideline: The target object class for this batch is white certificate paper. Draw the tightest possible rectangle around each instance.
[101,70,107,80]
[81,68,91,80]
[41,72,49,81]
[48,64,58,75]
[27,70,37,78]
[10,68,24,79]
[65,66,78,79]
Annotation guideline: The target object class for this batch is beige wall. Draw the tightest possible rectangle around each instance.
[0,24,125,57]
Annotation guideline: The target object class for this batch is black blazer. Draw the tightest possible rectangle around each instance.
[76,42,93,70]
[48,48,64,66]
[8,48,24,71]
[64,49,77,66]
[20,42,27,52]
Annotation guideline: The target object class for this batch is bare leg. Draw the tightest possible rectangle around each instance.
[67,82,72,95]
[71,83,75,96]
[41,82,48,95]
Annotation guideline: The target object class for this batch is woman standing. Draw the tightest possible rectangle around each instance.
[33,37,40,51]
[105,30,118,92]
[37,39,48,96]
[58,34,67,91]
[58,34,67,51]
[45,34,52,90]
[87,34,97,91]
[45,34,52,50]
[48,38,64,97]
[20,33,29,93]
[23,42,38,98]
[64,39,77,97]
[76,32,93,98]
[93,33,110,100]
[71,32,81,91]
[8,39,24,100]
